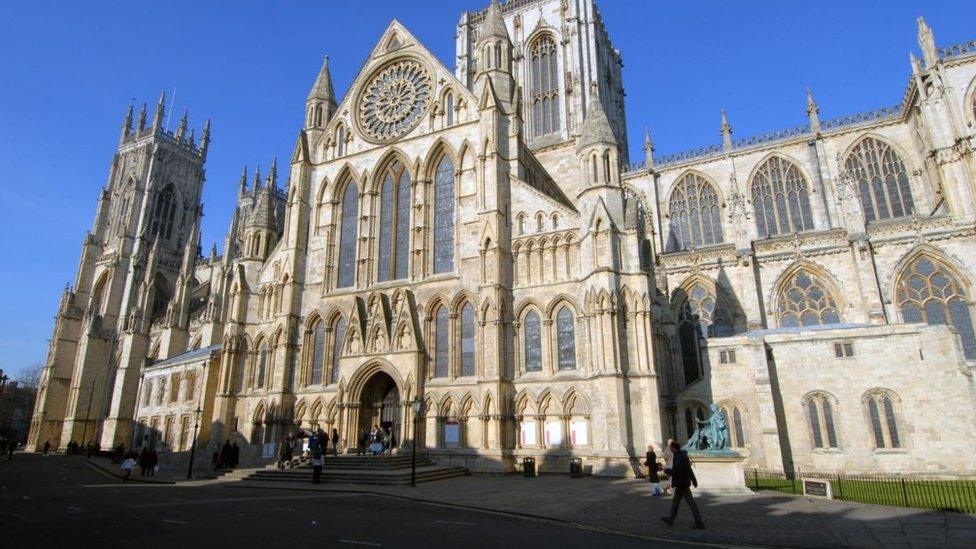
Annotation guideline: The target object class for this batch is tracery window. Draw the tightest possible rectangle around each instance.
[667,174,723,251]
[865,390,901,449]
[434,307,449,378]
[844,137,915,223]
[377,160,410,282]
[523,310,542,373]
[751,157,815,237]
[718,404,746,448]
[677,282,734,338]
[460,303,476,376]
[529,35,560,137]
[805,393,839,449]
[433,155,455,274]
[330,318,345,384]
[337,181,359,288]
[310,320,326,386]
[150,185,178,240]
[777,269,842,328]
[556,307,577,371]
[896,256,976,358]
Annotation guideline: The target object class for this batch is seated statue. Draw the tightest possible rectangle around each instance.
[683,404,731,452]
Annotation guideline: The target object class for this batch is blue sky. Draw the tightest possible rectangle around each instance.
[1,0,974,378]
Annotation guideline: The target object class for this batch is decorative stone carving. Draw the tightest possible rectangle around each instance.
[357,59,433,143]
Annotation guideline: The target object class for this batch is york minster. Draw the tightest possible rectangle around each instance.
[27,0,976,477]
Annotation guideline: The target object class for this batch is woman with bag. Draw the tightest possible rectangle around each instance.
[645,445,663,496]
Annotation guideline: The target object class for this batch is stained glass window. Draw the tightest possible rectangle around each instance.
[677,282,733,338]
[330,318,345,384]
[310,321,325,385]
[751,156,815,237]
[667,174,723,251]
[150,185,178,240]
[806,393,839,449]
[845,137,915,223]
[378,161,410,282]
[435,308,449,377]
[896,256,976,358]
[460,304,476,376]
[433,156,455,274]
[523,311,542,372]
[777,269,842,327]
[530,35,560,137]
[556,308,577,370]
[256,341,268,388]
[337,181,359,288]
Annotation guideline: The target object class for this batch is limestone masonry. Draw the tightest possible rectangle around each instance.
[28,0,976,476]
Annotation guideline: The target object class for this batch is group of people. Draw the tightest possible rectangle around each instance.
[0,434,17,459]
[137,447,159,476]
[215,440,242,470]
[645,439,705,530]
[357,425,394,456]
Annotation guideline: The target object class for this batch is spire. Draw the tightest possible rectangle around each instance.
[176,109,189,140]
[267,157,278,189]
[200,118,212,158]
[576,97,617,153]
[120,103,133,141]
[720,110,733,151]
[480,0,511,45]
[137,102,147,131]
[210,242,218,261]
[253,165,262,192]
[917,16,938,68]
[806,88,821,134]
[238,165,249,197]
[643,128,655,169]
[307,54,336,104]
[152,91,166,129]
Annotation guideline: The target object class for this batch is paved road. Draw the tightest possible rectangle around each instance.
[0,454,706,548]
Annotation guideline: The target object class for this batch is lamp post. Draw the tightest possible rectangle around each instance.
[411,400,424,487]
[186,406,203,479]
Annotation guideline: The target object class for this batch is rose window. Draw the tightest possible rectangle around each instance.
[358,60,432,142]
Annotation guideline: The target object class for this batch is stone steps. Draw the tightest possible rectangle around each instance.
[240,455,468,485]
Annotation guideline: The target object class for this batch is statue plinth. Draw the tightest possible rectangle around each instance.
[688,451,753,496]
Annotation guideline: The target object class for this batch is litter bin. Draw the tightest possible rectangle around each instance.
[522,457,536,477]
[569,457,583,478]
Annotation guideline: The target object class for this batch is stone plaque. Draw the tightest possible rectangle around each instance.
[802,478,833,499]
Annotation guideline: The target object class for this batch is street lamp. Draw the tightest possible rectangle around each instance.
[411,400,424,487]
[186,406,203,479]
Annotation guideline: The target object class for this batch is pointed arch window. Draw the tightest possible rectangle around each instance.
[719,404,747,448]
[805,393,839,448]
[310,321,326,386]
[677,282,734,338]
[336,125,346,157]
[150,185,178,240]
[667,174,723,251]
[896,255,976,358]
[865,390,901,449]
[460,303,476,376]
[256,340,269,389]
[751,157,815,237]
[337,180,359,288]
[378,160,411,282]
[556,307,577,370]
[523,310,542,373]
[329,317,345,384]
[434,307,449,378]
[233,342,247,394]
[529,35,560,137]
[433,155,455,274]
[777,269,842,328]
[845,138,915,223]
[445,92,455,126]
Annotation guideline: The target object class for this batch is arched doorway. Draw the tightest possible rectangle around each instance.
[359,371,401,447]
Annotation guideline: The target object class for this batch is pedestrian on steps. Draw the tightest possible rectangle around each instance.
[311,447,323,484]
[331,429,340,457]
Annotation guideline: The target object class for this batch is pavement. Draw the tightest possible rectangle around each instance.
[5,453,976,547]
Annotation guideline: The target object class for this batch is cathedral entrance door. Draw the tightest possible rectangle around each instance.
[358,372,401,448]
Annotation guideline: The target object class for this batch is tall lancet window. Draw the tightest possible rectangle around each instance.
[667,174,723,251]
[150,185,178,240]
[529,35,560,137]
[844,137,915,223]
[751,156,815,237]
[329,317,345,384]
[310,320,325,386]
[337,180,359,288]
[460,303,476,376]
[433,155,455,274]
[523,310,542,373]
[378,160,411,282]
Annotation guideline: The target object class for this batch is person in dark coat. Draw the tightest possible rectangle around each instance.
[645,444,663,496]
[147,448,158,476]
[230,442,240,468]
[357,429,368,456]
[660,440,704,529]
[220,440,231,469]
[139,447,150,476]
[331,429,340,457]
[311,447,323,484]
[42,441,51,455]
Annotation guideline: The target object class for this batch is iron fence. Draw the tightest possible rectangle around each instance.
[745,468,976,514]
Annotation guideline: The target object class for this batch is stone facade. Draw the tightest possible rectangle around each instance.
[28,0,976,477]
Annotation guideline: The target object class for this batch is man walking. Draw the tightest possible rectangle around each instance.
[660,440,705,529]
